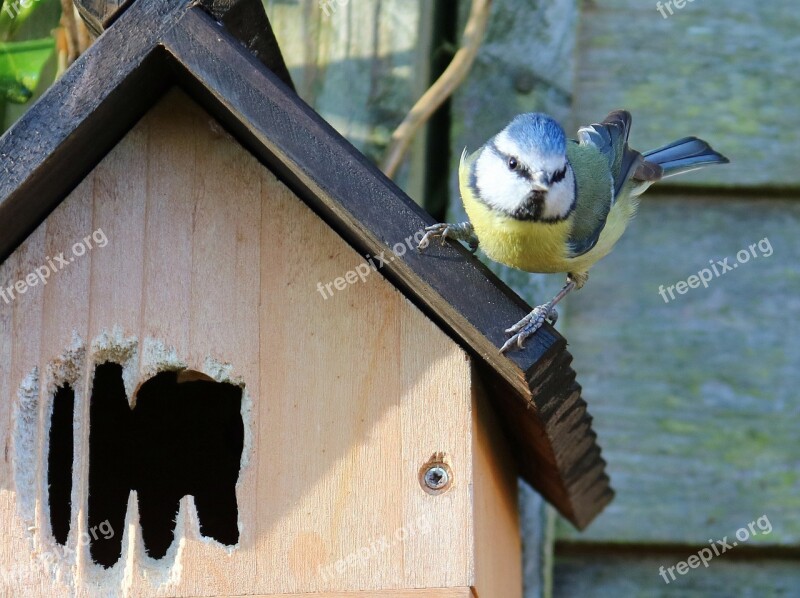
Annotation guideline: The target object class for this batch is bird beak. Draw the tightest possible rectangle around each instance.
[531,172,550,192]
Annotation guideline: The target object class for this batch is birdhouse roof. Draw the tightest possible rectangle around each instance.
[0,0,612,528]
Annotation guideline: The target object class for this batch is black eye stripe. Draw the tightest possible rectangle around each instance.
[487,142,532,181]
[551,164,567,184]
[515,164,533,181]
[486,142,567,184]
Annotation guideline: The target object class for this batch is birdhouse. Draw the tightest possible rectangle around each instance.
[0,0,612,596]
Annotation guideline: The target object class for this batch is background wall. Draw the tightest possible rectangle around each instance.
[446,1,800,596]
[552,1,800,595]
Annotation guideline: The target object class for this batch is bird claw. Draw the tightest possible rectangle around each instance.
[417,224,452,250]
[417,222,479,253]
[500,304,558,353]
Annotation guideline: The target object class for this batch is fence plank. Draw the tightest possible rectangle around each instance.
[557,196,800,545]
[263,0,433,200]
[554,552,800,597]
[574,0,800,188]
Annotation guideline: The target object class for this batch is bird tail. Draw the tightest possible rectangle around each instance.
[641,137,730,179]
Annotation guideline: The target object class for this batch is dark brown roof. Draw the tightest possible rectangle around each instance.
[0,0,613,528]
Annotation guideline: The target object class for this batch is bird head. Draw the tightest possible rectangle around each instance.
[471,113,575,221]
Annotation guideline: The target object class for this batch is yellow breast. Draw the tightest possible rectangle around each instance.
[458,159,636,275]
[461,187,572,272]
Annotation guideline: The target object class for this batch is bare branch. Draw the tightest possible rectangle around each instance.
[380,0,492,179]
[60,0,80,65]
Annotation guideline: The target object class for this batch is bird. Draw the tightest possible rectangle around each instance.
[417,110,729,353]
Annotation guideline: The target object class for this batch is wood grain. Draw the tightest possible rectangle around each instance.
[557,197,800,545]
[554,551,800,597]
[0,0,613,534]
[0,88,524,597]
[73,0,131,35]
[472,371,522,598]
[574,0,800,188]
[162,6,613,528]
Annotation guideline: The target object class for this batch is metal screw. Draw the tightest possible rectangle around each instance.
[419,454,453,495]
[424,466,448,490]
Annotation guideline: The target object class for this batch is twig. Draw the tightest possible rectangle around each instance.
[380,0,492,179]
[56,0,92,76]
[75,4,93,54]
[59,0,80,65]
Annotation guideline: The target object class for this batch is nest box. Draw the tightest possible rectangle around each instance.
[0,0,612,595]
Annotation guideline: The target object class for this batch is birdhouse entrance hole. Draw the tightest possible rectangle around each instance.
[80,363,245,567]
[48,384,75,547]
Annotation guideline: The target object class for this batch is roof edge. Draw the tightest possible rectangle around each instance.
[0,0,614,529]
[74,0,295,90]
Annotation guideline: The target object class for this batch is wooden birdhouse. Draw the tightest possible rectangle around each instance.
[0,1,612,596]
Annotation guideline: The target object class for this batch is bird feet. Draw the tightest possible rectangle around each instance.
[417,222,479,253]
[499,303,558,353]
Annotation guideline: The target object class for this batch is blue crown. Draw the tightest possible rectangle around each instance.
[502,113,566,156]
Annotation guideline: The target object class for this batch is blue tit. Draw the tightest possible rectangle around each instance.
[418,110,729,352]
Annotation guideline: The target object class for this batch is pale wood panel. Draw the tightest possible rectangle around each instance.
[0,174,96,596]
[0,240,42,589]
[0,89,483,596]
[254,149,473,594]
[121,91,264,597]
[575,0,800,188]
[0,250,17,493]
[81,110,150,592]
[81,115,152,594]
[36,172,94,592]
[472,373,522,598]
[86,91,148,333]
[6,223,48,529]
[137,95,197,355]
[557,197,800,545]
[398,285,474,589]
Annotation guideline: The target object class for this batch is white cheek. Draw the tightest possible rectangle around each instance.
[541,170,575,220]
[475,151,530,212]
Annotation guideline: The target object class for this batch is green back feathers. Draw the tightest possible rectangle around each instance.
[567,110,646,258]
[565,140,614,258]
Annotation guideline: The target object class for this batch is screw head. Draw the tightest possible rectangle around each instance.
[424,466,449,490]
[419,456,453,495]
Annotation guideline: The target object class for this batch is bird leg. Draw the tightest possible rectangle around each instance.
[417,222,479,253]
[500,276,580,353]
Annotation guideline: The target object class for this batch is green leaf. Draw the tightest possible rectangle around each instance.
[0,37,54,103]
[0,0,45,40]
